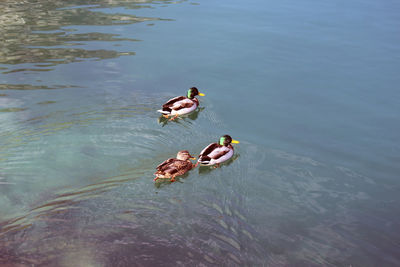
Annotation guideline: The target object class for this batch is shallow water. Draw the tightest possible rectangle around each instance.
[1,0,400,266]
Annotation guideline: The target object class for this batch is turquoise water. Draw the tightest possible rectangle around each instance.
[1,0,400,265]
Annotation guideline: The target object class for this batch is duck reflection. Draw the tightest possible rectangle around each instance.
[154,172,189,188]
[198,154,240,175]
[158,107,204,127]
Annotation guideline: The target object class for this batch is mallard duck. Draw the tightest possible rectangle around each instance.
[154,150,196,182]
[157,87,205,121]
[196,135,240,168]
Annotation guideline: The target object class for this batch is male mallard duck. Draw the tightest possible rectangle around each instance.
[196,135,240,168]
[154,150,196,182]
[157,87,205,121]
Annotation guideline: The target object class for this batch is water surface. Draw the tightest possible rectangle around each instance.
[1,0,400,266]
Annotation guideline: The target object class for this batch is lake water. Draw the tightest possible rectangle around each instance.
[1,0,399,266]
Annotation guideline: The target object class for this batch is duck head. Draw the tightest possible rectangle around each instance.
[177,150,196,160]
[219,135,240,146]
[187,87,205,99]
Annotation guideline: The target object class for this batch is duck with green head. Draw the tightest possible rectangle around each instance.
[157,87,205,121]
[196,135,240,168]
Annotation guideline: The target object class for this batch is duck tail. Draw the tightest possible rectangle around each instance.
[158,106,172,114]
[198,155,211,164]
[157,109,170,114]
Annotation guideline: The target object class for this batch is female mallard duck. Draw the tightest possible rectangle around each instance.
[154,150,196,182]
[157,87,205,121]
[196,135,240,168]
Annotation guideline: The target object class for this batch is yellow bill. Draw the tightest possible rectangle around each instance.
[198,93,205,96]
[232,139,240,144]
[190,157,196,160]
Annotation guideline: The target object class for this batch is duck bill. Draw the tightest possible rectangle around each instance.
[232,139,240,144]
[198,93,205,96]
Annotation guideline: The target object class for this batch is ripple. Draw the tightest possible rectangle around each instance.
[0,108,27,112]
[0,84,79,90]
[2,136,397,265]
[0,148,263,265]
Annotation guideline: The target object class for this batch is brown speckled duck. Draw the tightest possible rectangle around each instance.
[154,150,196,182]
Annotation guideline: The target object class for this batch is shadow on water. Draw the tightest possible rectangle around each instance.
[157,107,205,127]
[0,0,172,77]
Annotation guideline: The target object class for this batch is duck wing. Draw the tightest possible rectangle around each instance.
[198,143,231,163]
[198,143,218,163]
[207,146,231,160]
[170,98,195,111]
[156,159,192,176]
[156,158,176,172]
[170,160,193,176]
[199,143,219,157]
[162,96,186,109]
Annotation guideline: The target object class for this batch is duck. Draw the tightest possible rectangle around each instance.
[196,135,240,168]
[154,150,196,182]
[157,87,205,121]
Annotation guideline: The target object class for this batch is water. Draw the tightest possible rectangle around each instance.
[1,0,399,265]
